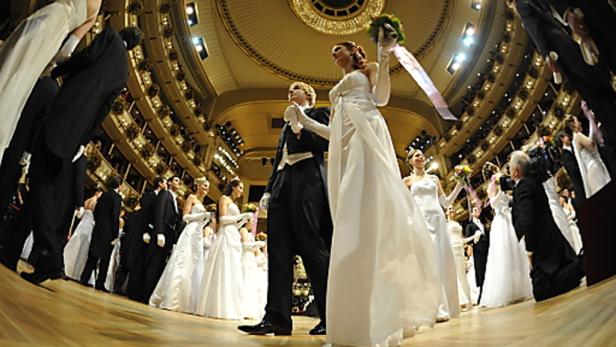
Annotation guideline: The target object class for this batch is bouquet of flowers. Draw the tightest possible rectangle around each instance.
[243,203,258,213]
[451,164,472,183]
[368,13,406,44]
[256,232,267,242]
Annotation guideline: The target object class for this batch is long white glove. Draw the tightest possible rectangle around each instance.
[142,232,151,244]
[237,212,254,228]
[19,152,31,166]
[259,193,271,210]
[219,215,241,225]
[75,206,85,219]
[294,103,330,140]
[183,211,212,223]
[438,180,465,209]
[54,34,81,64]
[373,25,396,107]
[157,234,166,248]
[243,240,266,251]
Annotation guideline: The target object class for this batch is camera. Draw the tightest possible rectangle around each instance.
[500,175,516,192]
[527,145,558,183]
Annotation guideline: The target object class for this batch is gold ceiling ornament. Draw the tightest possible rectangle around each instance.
[289,0,387,35]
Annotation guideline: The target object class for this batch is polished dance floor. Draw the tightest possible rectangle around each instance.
[1,263,615,346]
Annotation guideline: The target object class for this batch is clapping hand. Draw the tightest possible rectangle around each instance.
[157,234,166,248]
[142,232,151,244]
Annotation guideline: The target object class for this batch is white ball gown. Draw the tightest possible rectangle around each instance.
[410,177,460,320]
[104,229,122,292]
[564,205,584,254]
[543,177,579,251]
[150,203,210,314]
[480,191,532,307]
[63,209,95,283]
[326,70,440,347]
[195,202,244,320]
[0,0,88,161]
[447,220,472,307]
[255,251,268,317]
[573,132,611,198]
[240,233,266,319]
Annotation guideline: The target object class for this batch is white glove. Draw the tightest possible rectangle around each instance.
[142,233,151,244]
[19,152,31,166]
[473,231,481,244]
[548,52,563,84]
[72,145,85,163]
[259,193,271,210]
[76,206,85,219]
[378,23,398,54]
[54,34,81,64]
[284,104,304,134]
[111,238,119,246]
[240,212,254,222]
[157,234,165,248]
[373,26,394,107]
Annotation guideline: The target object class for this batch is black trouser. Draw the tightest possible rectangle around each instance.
[81,245,113,289]
[473,238,488,300]
[141,245,170,302]
[265,159,331,329]
[531,257,585,301]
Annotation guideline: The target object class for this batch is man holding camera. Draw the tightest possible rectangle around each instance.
[508,151,585,301]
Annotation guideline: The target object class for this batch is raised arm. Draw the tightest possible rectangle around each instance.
[438,178,464,209]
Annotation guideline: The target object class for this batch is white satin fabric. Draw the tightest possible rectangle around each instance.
[573,133,611,198]
[326,70,440,347]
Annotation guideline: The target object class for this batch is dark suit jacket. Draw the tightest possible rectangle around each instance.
[91,190,122,257]
[265,106,330,196]
[464,220,489,247]
[47,27,128,159]
[561,148,586,205]
[512,176,576,275]
[515,0,571,58]
[152,190,179,251]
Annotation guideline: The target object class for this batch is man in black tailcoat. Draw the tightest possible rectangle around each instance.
[239,82,332,336]
[464,206,489,303]
[509,151,585,301]
[21,26,142,285]
[80,176,122,291]
[557,131,586,206]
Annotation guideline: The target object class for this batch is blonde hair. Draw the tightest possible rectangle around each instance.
[290,81,316,106]
[194,176,208,187]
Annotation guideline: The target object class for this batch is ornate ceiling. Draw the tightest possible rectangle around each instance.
[177,0,503,181]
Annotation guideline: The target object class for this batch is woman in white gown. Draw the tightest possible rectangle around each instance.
[560,195,584,253]
[255,241,268,319]
[196,178,252,320]
[566,115,611,198]
[63,188,102,282]
[542,176,578,251]
[150,177,212,314]
[405,149,464,322]
[239,227,266,319]
[295,35,441,346]
[446,207,473,310]
[0,0,100,161]
[104,215,124,292]
[480,175,532,307]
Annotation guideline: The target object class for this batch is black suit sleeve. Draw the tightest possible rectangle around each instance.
[515,1,551,57]
[153,191,167,236]
[464,223,476,239]
[111,193,122,238]
[513,182,535,242]
[73,156,87,207]
[298,107,330,152]
[51,28,113,78]
[265,130,285,194]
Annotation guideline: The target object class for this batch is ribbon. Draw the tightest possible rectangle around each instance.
[392,45,457,121]
[464,182,482,221]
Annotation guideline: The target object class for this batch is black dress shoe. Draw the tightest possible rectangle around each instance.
[21,270,63,285]
[95,285,110,293]
[237,319,291,336]
[309,321,326,335]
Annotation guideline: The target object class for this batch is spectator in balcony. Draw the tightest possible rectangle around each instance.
[565,115,611,198]
[513,0,616,169]
[20,26,142,285]
[557,131,586,206]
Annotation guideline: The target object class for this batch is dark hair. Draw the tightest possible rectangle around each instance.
[222,177,241,197]
[557,131,570,147]
[153,176,165,188]
[119,26,142,51]
[564,115,577,132]
[108,175,122,190]
[336,41,368,70]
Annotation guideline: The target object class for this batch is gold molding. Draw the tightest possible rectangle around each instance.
[288,0,386,35]
[216,0,453,87]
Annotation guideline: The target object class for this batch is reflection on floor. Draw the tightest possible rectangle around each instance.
[1,263,615,346]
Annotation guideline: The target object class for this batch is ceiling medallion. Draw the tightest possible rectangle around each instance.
[289,0,387,35]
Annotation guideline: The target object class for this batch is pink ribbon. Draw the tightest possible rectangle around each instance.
[464,183,482,221]
[392,45,457,121]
